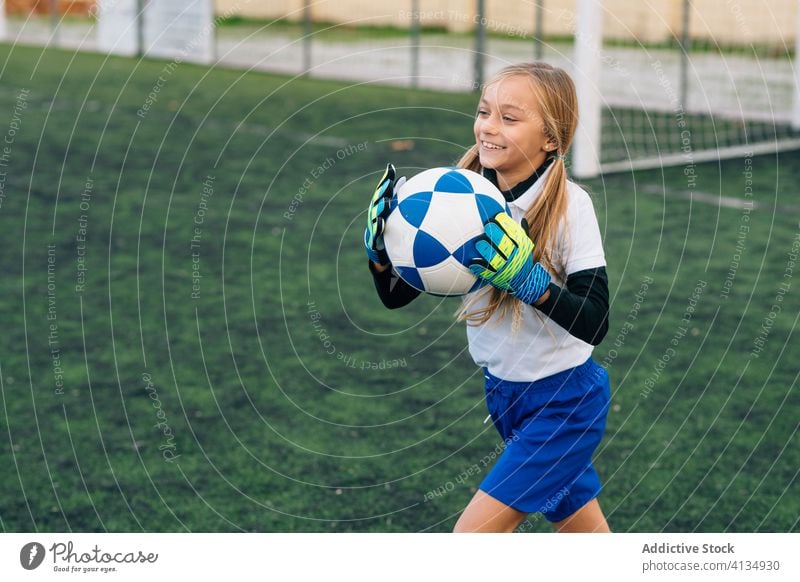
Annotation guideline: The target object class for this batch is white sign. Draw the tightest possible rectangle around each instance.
[143,0,214,64]
[96,0,214,63]
[96,0,140,56]
[0,0,7,41]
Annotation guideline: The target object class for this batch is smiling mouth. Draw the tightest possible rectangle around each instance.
[480,140,506,150]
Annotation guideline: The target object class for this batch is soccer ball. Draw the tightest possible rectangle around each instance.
[383,167,510,296]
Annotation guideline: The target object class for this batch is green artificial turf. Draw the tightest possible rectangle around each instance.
[0,43,797,533]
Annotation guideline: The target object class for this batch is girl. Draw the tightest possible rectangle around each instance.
[364,63,611,533]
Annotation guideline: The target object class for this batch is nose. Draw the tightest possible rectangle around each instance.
[478,113,499,135]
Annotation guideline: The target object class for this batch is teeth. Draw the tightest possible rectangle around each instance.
[482,141,504,150]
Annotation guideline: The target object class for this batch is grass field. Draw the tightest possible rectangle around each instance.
[0,43,797,533]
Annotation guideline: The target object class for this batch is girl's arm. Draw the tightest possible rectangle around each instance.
[368,260,421,309]
[534,266,609,346]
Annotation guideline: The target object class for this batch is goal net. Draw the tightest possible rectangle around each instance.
[567,0,800,177]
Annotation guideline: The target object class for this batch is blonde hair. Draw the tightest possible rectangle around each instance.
[456,62,578,328]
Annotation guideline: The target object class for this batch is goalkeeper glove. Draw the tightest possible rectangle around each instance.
[469,212,551,305]
[364,163,405,265]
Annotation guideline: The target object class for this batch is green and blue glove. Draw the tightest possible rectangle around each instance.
[469,212,552,305]
[364,163,405,265]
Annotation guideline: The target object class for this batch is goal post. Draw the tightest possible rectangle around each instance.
[572,0,604,180]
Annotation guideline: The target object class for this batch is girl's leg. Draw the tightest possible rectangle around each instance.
[552,498,611,533]
[453,490,528,533]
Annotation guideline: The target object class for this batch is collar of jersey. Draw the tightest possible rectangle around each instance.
[482,156,555,208]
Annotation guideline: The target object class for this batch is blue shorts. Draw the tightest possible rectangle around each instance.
[478,358,611,522]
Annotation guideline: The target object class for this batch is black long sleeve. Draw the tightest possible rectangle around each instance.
[368,260,421,309]
[368,259,609,346]
[534,267,609,346]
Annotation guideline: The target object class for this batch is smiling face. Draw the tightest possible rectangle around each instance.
[473,74,554,191]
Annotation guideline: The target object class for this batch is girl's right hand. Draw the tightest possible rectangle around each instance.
[364,163,405,266]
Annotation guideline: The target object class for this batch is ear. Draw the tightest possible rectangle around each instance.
[543,131,558,152]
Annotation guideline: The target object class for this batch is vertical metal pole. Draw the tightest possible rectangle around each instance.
[474,0,486,91]
[679,0,690,112]
[534,1,544,61]
[303,0,312,75]
[136,0,145,57]
[50,0,59,47]
[211,0,218,63]
[410,0,420,88]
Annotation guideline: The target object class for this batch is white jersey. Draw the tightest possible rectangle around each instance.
[466,165,606,382]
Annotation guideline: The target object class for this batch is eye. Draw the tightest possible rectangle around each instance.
[477,109,489,117]
[502,116,516,122]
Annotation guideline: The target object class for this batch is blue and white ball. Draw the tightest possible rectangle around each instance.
[383,167,511,296]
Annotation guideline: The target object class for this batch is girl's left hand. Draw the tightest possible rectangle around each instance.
[469,212,551,305]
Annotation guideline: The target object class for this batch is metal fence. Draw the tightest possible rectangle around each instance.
[5,0,800,176]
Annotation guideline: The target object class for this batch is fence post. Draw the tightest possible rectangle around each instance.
[410,0,420,88]
[679,0,690,112]
[473,0,486,91]
[211,0,218,63]
[303,0,312,75]
[534,1,544,61]
[572,0,603,179]
[136,0,145,57]
[50,0,59,47]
